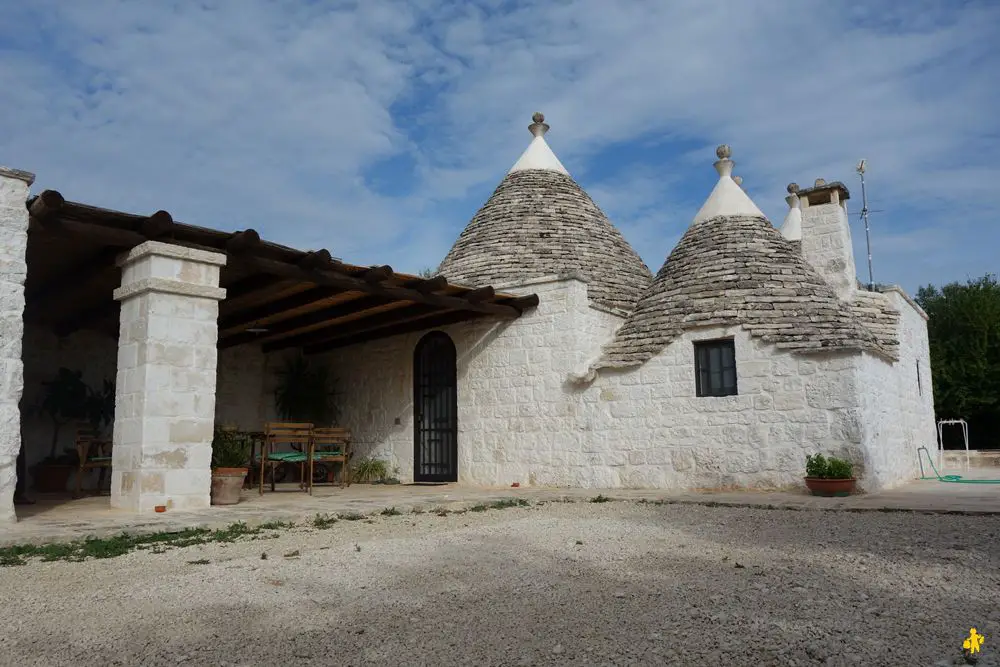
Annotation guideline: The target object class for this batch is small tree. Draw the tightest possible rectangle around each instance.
[916,274,1000,448]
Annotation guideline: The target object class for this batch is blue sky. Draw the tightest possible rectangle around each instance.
[1,0,997,295]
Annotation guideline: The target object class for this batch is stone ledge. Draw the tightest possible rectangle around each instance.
[0,166,35,185]
[117,241,228,268]
[113,277,227,302]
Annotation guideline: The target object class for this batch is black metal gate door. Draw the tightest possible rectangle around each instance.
[413,331,458,483]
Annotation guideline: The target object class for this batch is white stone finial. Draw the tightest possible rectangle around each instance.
[692,144,765,223]
[814,178,826,187]
[713,144,734,178]
[508,111,569,176]
[733,176,743,187]
[528,112,550,138]
[781,183,803,241]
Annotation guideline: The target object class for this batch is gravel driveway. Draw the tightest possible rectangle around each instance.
[1,501,998,666]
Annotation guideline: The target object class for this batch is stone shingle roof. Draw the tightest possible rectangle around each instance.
[436,114,652,314]
[849,290,901,357]
[583,146,896,376]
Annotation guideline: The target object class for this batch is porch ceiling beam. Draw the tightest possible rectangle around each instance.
[27,189,65,221]
[26,246,121,303]
[217,294,399,349]
[219,274,296,311]
[219,285,352,330]
[55,299,119,338]
[303,310,493,355]
[233,255,524,318]
[261,303,444,353]
[218,271,430,331]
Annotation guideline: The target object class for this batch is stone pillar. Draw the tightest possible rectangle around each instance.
[0,167,33,523]
[112,241,227,512]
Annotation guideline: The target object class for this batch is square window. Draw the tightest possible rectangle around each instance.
[694,339,737,397]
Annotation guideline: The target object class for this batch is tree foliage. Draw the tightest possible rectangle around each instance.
[916,274,1000,446]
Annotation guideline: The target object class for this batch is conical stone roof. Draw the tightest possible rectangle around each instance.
[436,113,652,314]
[582,145,893,377]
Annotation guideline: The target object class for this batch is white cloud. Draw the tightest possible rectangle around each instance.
[0,0,995,292]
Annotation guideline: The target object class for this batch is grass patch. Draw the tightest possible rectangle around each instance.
[259,520,295,530]
[312,513,338,529]
[590,494,612,503]
[380,507,402,516]
[0,521,280,567]
[187,559,211,565]
[338,512,365,521]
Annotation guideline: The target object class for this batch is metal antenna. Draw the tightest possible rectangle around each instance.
[856,159,875,291]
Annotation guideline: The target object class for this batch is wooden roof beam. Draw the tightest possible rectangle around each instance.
[261,303,442,353]
[233,255,523,318]
[414,275,448,293]
[303,310,492,355]
[28,190,65,221]
[218,286,356,331]
[218,293,397,349]
[26,246,121,303]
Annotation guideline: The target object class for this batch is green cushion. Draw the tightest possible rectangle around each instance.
[263,450,344,463]
[266,451,307,463]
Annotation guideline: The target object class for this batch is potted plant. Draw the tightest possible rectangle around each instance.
[804,454,857,497]
[210,428,252,505]
[352,456,389,484]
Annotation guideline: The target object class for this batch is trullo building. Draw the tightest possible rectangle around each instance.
[331,115,936,491]
[0,113,936,521]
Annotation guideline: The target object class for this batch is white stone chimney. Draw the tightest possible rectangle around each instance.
[791,178,857,301]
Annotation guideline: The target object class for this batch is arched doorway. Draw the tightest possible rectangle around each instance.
[413,331,458,483]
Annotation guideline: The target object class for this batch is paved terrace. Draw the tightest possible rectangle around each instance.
[4,466,999,547]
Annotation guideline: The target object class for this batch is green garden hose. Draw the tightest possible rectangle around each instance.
[916,446,1000,484]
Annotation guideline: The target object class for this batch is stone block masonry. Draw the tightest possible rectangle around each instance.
[0,167,34,523]
[112,241,227,512]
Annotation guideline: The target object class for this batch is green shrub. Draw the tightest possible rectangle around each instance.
[352,456,389,483]
[805,453,854,479]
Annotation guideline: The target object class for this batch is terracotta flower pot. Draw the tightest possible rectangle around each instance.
[211,467,248,505]
[804,477,857,497]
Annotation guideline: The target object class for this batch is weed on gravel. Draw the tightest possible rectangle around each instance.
[0,521,285,567]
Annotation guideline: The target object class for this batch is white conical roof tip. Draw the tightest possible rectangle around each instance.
[508,112,570,176]
[780,182,803,241]
[691,144,766,224]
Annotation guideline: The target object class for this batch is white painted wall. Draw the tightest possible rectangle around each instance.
[853,290,936,490]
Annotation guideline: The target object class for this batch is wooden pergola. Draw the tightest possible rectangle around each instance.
[23,190,538,353]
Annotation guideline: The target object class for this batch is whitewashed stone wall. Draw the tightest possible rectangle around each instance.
[854,290,936,490]
[800,196,857,302]
[112,242,226,512]
[569,328,863,489]
[0,167,33,522]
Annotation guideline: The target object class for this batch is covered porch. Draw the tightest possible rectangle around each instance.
[11,189,537,521]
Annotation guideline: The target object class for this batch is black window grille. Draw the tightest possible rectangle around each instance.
[694,339,737,397]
